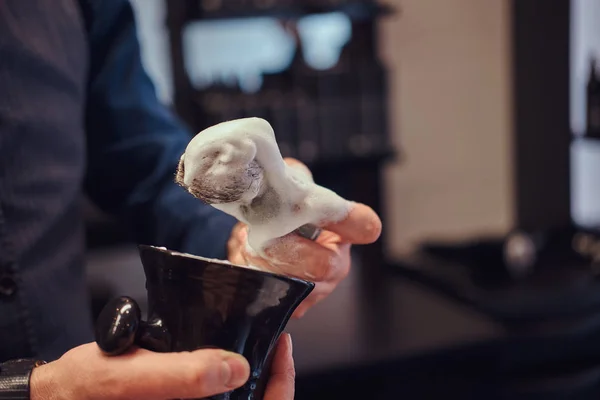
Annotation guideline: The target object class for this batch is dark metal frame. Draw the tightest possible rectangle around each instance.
[510,0,572,231]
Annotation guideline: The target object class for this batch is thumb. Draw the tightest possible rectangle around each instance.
[323,202,382,245]
[109,348,250,399]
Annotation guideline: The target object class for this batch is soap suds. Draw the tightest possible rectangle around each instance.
[150,246,279,274]
[176,117,351,258]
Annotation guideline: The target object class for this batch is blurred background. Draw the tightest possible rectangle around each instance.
[85,0,600,398]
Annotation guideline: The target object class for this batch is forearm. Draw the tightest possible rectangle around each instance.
[0,359,48,400]
[30,363,54,400]
[81,0,236,259]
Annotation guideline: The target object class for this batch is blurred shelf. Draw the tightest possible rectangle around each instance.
[571,128,600,140]
[573,134,600,142]
[388,225,600,324]
[168,0,395,24]
[167,0,394,263]
[305,148,396,169]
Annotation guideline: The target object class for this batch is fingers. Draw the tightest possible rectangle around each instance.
[323,202,382,245]
[292,284,334,318]
[230,224,352,318]
[110,347,250,399]
[284,157,381,245]
[262,235,351,282]
[264,334,295,400]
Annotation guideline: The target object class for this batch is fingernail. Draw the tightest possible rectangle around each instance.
[221,354,249,388]
[286,333,293,355]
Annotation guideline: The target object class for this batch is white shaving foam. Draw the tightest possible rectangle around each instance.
[180,117,351,256]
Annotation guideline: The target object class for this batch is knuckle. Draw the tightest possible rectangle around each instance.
[182,350,229,395]
[308,264,330,282]
[277,365,296,390]
[183,355,211,387]
[323,255,348,282]
[284,366,296,383]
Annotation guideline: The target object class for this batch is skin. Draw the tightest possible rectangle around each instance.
[228,158,382,318]
[175,118,361,255]
[29,159,380,399]
[30,334,294,400]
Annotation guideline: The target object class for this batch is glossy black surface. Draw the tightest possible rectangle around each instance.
[95,296,141,356]
[95,245,314,400]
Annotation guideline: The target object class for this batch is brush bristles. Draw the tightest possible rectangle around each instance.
[175,156,264,205]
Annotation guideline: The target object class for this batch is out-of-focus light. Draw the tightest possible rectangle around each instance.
[297,12,352,70]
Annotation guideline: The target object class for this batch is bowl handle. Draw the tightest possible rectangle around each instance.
[94,296,171,355]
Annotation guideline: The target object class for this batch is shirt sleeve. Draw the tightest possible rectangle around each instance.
[82,0,237,259]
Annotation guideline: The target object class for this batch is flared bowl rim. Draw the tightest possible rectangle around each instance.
[138,244,315,289]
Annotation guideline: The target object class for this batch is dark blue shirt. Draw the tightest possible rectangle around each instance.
[0,0,236,361]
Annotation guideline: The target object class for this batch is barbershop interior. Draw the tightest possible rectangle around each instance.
[74,0,600,398]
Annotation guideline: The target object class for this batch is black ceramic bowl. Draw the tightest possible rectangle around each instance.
[95,245,314,400]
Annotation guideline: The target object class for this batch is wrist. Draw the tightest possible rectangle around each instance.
[0,359,47,400]
[29,363,55,400]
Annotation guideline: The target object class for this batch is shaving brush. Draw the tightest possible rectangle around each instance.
[175,118,351,250]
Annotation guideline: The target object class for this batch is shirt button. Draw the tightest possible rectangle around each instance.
[0,274,17,298]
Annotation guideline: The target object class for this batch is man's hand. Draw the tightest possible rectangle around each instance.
[228,158,382,318]
[263,333,295,399]
[30,335,294,400]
